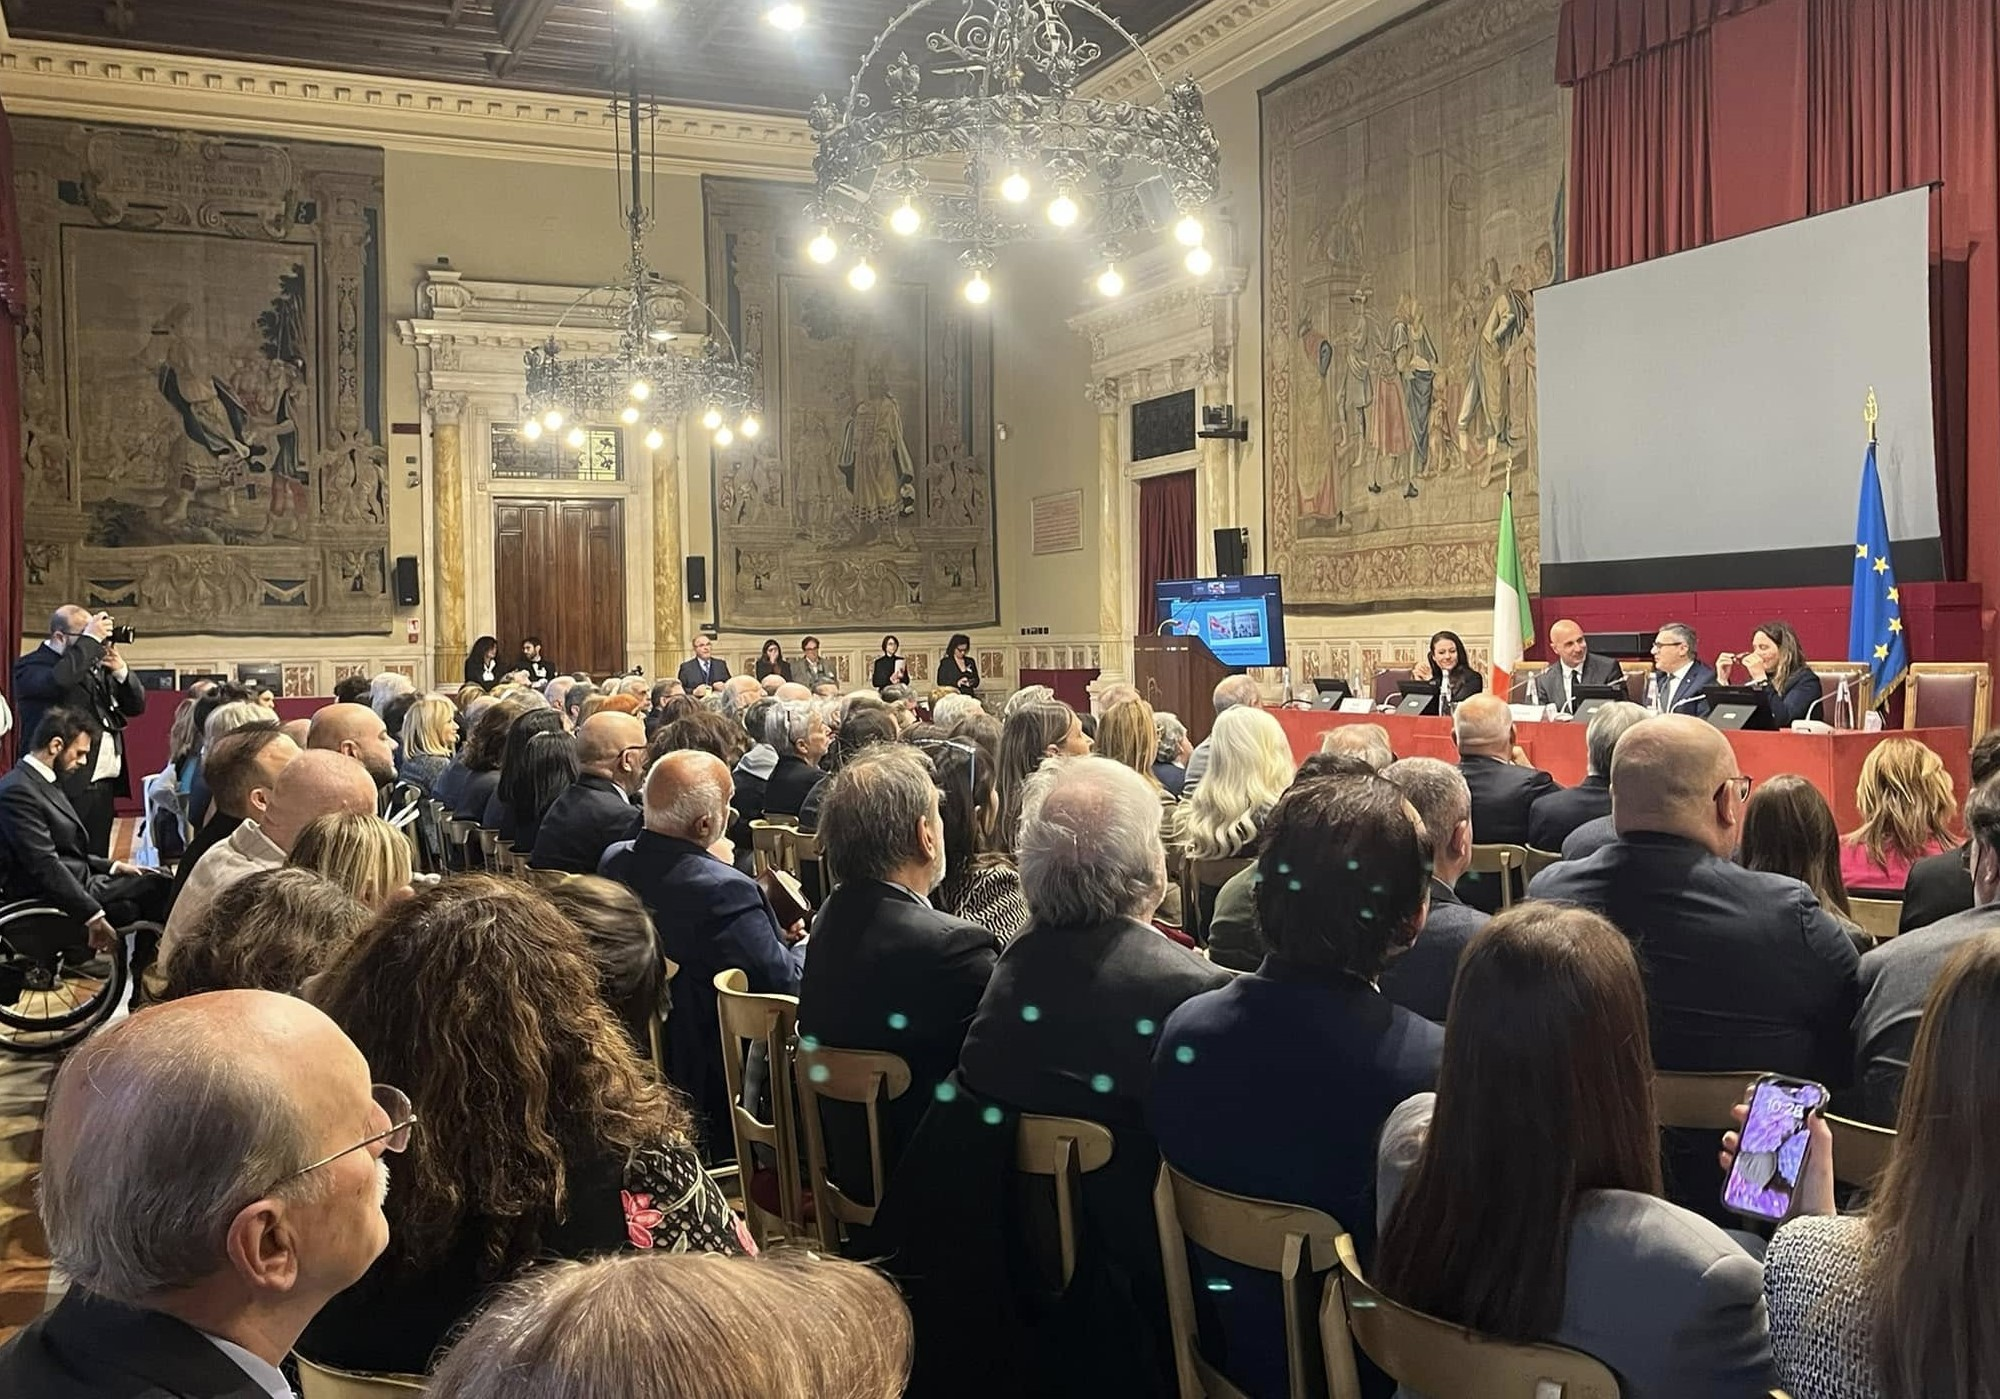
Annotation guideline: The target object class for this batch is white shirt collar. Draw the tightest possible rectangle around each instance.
[199,1333,294,1399]
[22,754,57,784]
[1667,661,1693,683]
[884,878,934,909]
[737,743,779,779]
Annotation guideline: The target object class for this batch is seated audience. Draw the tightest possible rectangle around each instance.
[463,635,500,688]
[171,725,301,901]
[1899,729,2000,932]
[530,711,645,873]
[310,702,397,790]
[300,878,746,1375]
[927,735,1030,943]
[286,810,414,911]
[1179,674,1260,800]
[184,698,274,836]
[1840,738,1959,893]
[994,699,1091,854]
[157,868,370,1002]
[449,696,528,824]
[1716,620,1822,725]
[1740,775,1867,948]
[1851,774,2000,1126]
[0,991,397,1396]
[800,745,998,1186]
[617,751,806,1146]
[1758,931,2000,1399]
[1152,773,1443,1399]
[1453,693,1562,910]
[1527,700,1646,852]
[425,1252,910,1399]
[730,696,781,823]
[332,674,372,706]
[761,699,831,819]
[1318,721,1395,770]
[510,730,579,855]
[1153,711,1191,798]
[930,691,983,733]
[1002,683,1054,717]
[1099,696,1181,833]
[1648,621,1717,717]
[755,638,792,682]
[369,672,415,720]
[397,694,459,795]
[1379,756,1487,1021]
[800,705,899,832]
[381,692,420,761]
[1180,706,1295,861]
[1410,628,1484,711]
[1563,810,1619,861]
[795,635,838,693]
[544,876,666,1057]
[1378,906,1776,1398]
[482,708,567,840]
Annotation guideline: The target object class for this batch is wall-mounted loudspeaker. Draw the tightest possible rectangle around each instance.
[1214,528,1249,577]
[393,555,420,606]
[686,556,708,604]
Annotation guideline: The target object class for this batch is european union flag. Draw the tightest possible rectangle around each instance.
[1848,442,1908,700]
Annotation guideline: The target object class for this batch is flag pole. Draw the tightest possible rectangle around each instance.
[1865,386,1878,444]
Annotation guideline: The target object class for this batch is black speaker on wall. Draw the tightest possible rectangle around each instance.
[686,556,708,604]
[393,555,420,606]
[1214,528,1249,577]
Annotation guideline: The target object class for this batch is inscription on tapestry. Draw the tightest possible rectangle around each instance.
[15,120,388,637]
[703,178,997,632]
[1263,0,1565,607]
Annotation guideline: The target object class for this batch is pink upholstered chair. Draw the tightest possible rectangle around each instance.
[1805,661,1873,724]
[1372,666,1416,706]
[1907,663,1992,741]
[1621,664,1652,705]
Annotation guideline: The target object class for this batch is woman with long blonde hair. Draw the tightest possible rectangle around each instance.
[398,693,460,794]
[1180,706,1295,859]
[1840,738,1958,892]
[286,810,414,911]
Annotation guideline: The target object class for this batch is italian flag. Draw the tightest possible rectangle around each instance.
[1491,490,1531,695]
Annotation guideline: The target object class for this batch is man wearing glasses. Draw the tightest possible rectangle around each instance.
[1648,621,1717,718]
[0,989,413,1396]
[528,711,646,874]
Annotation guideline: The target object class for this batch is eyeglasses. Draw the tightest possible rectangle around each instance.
[1650,639,1688,652]
[269,1084,417,1191]
[1715,775,1753,804]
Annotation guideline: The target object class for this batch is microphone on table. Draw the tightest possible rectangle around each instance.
[1792,676,1853,733]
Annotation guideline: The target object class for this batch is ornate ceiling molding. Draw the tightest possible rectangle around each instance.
[0,38,817,176]
[1082,0,1426,103]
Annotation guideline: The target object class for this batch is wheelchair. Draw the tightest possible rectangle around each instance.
[0,900,131,1056]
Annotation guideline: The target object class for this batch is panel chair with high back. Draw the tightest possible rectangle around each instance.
[1015,1113,1117,1290]
[1621,664,1653,705]
[1805,661,1872,722]
[1907,662,1992,742]
[295,1356,426,1397]
[1154,1162,1351,1399]
[1372,666,1416,707]
[1466,845,1530,910]
[1323,1235,1620,1399]
[795,1043,913,1252]
[1826,1114,1896,1192]
[1653,1071,1760,1131]
[713,968,807,1246]
[1181,856,1255,948]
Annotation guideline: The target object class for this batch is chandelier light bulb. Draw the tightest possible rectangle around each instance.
[1184,245,1215,277]
[701,407,724,432]
[741,415,762,439]
[565,426,587,449]
[1000,169,1032,204]
[765,2,805,30]
[807,229,839,265]
[848,258,878,291]
[715,426,736,448]
[620,406,641,425]
[629,380,651,401]
[1095,264,1125,298]
[521,420,544,442]
[644,427,666,451]
[889,199,922,237]
[1046,192,1080,229]
[541,409,565,431]
[963,271,992,305]
[619,0,657,9]
[1174,214,1206,248]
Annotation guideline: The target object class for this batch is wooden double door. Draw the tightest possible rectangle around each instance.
[493,498,627,679]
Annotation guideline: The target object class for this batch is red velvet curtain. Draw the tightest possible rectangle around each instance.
[1566,32,1714,275]
[1137,471,1196,632]
[0,100,24,766]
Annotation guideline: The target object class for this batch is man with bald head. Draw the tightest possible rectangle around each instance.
[306,703,396,787]
[1526,618,1626,712]
[529,711,646,874]
[1452,693,1562,910]
[0,990,400,1396]
[616,750,805,1146]
[1181,672,1264,799]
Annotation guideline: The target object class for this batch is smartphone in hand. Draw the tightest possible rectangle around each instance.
[1723,1074,1829,1220]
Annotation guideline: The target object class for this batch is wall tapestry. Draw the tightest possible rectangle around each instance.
[1263,0,1566,608]
[14,120,388,637]
[703,178,997,633]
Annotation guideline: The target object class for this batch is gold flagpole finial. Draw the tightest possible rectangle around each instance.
[1864,387,1879,444]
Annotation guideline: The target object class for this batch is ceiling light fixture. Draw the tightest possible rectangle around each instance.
[807,229,839,264]
[1184,246,1215,277]
[765,2,805,30]
[847,258,878,291]
[1095,263,1125,298]
[889,198,923,236]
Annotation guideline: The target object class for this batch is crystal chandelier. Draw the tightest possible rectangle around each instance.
[805,0,1224,304]
[521,68,762,453]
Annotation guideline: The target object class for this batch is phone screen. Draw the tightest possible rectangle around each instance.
[1722,1076,1828,1219]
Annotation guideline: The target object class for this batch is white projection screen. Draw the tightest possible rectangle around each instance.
[1536,188,1941,594]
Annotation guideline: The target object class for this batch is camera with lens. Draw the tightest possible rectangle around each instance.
[108,625,137,646]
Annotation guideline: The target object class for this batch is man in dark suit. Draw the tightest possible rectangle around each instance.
[676,634,731,692]
[1381,757,1489,1022]
[0,709,171,941]
[761,699,830,819]
[1898,728,2000,933]
[530,711,644,872]
[1452,693,1562,911]
[0,990,395,1398]
[616,750,805,1147]
[1530,716,1858,1214]
[800,745,998,1190]
[1528,700,1650,852]
[1647,620,1718,717]
[13,604,147,855]
[1527,618,1629,712]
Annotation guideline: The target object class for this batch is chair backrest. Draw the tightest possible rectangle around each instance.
[1372,665,1416,706]
[762,811,800,829]
[1324,1234,1621,1399]
[1014,1113,1116,1288]
[1523,847,1562,880]
[712,968,806,1245]
[1908,663,1992,741]
[792,828,824,881]
[442,816,477,867]
[1620,663,1652,705]
[1805,661,1873,721]
[295,1355,426,1397]
[1154,1162,1349,1399]
[1467,844,1529,909]
[1181,855,1255,947]
[794,1043,913,1250]
[1826,1113,1896,1191]
[474,827,500,871]
[1653,1070,1759,1131]
[1849,898,1902,943]
[749,820,793,878]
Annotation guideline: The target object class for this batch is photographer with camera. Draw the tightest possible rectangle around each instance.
[14,605,147,855]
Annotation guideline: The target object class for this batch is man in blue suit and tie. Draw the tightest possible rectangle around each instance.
[676,634,731,693]
[1649,621,1717,718]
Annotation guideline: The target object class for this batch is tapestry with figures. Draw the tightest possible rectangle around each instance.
[14,120,389,637]
[703,178,997,633]
[1262,0,1567,608]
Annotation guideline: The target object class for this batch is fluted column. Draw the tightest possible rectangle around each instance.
[427,391,468,681]
[1088,379,1126,679]
[650,424,685,679]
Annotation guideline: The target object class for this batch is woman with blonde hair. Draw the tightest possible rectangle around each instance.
[1180,706,1295,860]
[1840,738,1959,892]
[287,810,414,911]
[399,693,460,795]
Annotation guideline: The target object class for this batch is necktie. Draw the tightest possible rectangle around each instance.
[1567,668,1579,708]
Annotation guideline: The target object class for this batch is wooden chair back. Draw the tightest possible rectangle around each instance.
[295,1356,426,1396]
[1014,1114,1116,1288]
[1826,1113,1896,1191]
[1524,847,1563,881]
[1324,1235,1620,1399]
[1154,1162,1348,1399]
[1850,898,1902,942]
[761,811,800,829]
[1907,662,1992,740]
[1181,855,1255,947]
[1653,1071,1758,1131]
[646,955,680,1081]
[792,828,825,891]
[1805,661,1873,720]
[1467,844,1530,909]
[712,968,806,1245]
[750,820,793,878]
[794,1043,913,1250]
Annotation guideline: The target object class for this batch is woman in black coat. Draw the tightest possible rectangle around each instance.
[463,635,500,688]
[755,639,793,683]
[936,633,980,694]
[872,635,910,690]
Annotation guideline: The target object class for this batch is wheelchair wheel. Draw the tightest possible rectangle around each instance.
[0,902,129,1055]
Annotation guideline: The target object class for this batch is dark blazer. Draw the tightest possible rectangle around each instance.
[1457,754,1562,911]
[1897,846,1974,933]
[1527,652,1627,710]
[463,655,499,687]
[618,830,804,1141]
[1761,667,1824,725]
[0,762,112,921]
[755,657,793,681]
[0,1290,270,1398]
[872,654,911,689]
[677,656,731,690]
[13,636,147,795]
[1650,661,1719,717]
[1434,666,1484,712]
[529,773,640,873]
[521,657,555,684]
[1852,903,2000,1125]
[1527,774,1613,852]
[1563,813,1618,861]
[1153,761,1187,800]
[762,753,825,819]
[1382,878,1487,1023]
[452,767,499,823]
[937,655,980,693]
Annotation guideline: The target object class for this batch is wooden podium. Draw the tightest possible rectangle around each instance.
[1134,635,1237,744]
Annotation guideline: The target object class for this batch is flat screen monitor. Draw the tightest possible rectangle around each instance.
[1153,575,1287,670]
